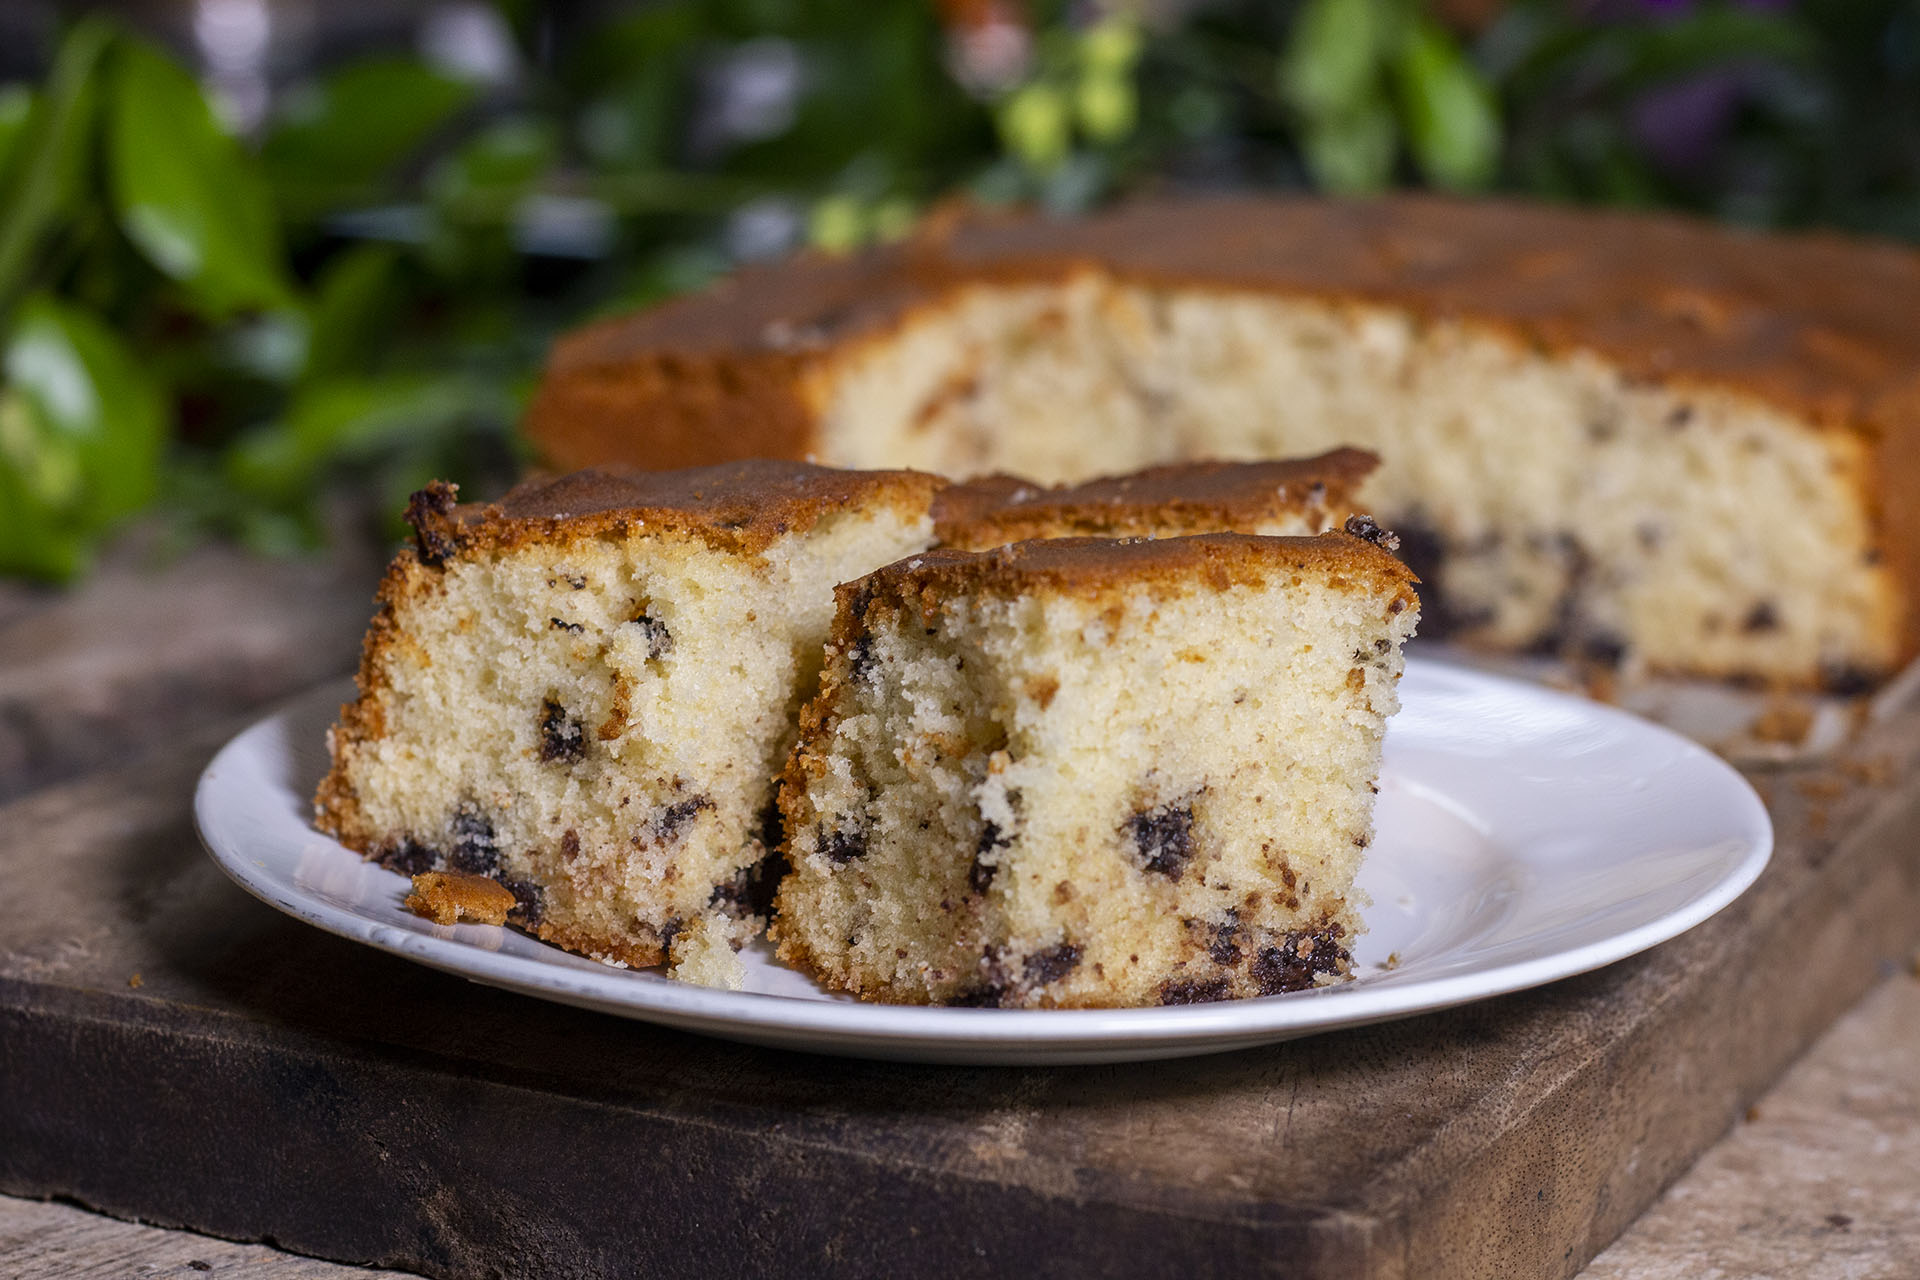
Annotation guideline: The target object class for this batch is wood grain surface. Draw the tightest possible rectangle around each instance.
[0,679,1916,1278]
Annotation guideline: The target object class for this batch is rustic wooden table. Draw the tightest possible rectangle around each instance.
[3,539,1917,1279]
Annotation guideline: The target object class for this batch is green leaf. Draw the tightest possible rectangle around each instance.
[4,293,167,524]
[0,18,112,320]
[0,85,36,180]
[107,38,295,316]
[225,373,509,505]
[1392,19,1501,192]
[1281,0,1392,119]
[263,59,477,209]
[0,412,85,580]
[0,295,169,580]
[1301,98,1399,194]
[427,117,559,216]
[303,244,401,383]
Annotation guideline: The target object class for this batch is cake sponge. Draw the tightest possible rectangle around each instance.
[772,525,1420,1007]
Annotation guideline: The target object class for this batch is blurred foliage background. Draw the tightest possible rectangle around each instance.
[0,0,1915,581]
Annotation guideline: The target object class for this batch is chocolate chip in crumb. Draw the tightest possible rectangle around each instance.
[538,699,587,763]
[1024,943,1082,986]
[549,617,583,634]
[1158,978,1232,1006]
[381,840,436,876]
[1125,801,1196,879]
[971,818,1010,893]
[1820,663,1879,697]
[449,802,499,875]
[819,826,868,865]
[657,794,713,841]
[501,877,544,926]
[1743,601,1781,634]
[1343,514,1401,553]
[945,987,1006,1008]
[1209,916,1243,966]
[630,612,673,659]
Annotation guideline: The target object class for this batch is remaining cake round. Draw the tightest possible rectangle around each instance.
[524,195,1920,690]
[771,526,1421,1008]
[315,460,945,977]
[933,449,1378,550]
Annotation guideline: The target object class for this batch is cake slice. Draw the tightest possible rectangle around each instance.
[771,524,1420,1008]
[933,449,1378,551]
[315,460,945,973]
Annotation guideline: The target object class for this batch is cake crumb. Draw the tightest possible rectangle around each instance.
[127,972,143,989]
[1750,697,1814,745]
[668,912,748,990]
[1840,755,1894,787]
[405,870,516,926]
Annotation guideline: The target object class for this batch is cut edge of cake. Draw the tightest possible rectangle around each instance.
[315,460,947,973]
[770,525,1421,1008]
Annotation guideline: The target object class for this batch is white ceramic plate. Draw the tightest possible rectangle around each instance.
[194,661,1771,1065]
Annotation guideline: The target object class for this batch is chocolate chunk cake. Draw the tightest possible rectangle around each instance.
[524,195,1920,690]
[933,449,1378,550]
[315,461,944,973]
[771,528,1420,1008]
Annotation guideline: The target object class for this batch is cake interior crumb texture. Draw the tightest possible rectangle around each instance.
[316,463,940,969]
[773,532,1421,1008]
[813,275,1893,686]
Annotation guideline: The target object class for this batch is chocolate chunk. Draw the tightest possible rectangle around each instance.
[1251,928,1350,995]
[538,699,587,763]
[658,794,713,841]
[1343,514,1401,553]
[819,825,868,865]
[845,634,876,684]
[382,840,436,876]
[1023,943,1082,987]
[1126,801,1196,879]
[1819,663,1879,697]
[631,612,673,659]
[404,482,459,568]
[945,987,1006,1008]
[710,848,789,919]
[1158,978,1232,1006]
[501,877,544,926]
[1742,602,1780,634]
[549,617,583,634]
[449,802,499,875]
[1208,916,1243,966]
[971,819,1010,893]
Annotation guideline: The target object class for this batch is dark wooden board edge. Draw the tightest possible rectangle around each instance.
[0,983,1395,1280]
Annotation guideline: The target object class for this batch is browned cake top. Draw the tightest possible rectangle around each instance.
[405,460,945,563]
[541,194,1920,440]
[848,526,1419,616]
[932,449,1379,549]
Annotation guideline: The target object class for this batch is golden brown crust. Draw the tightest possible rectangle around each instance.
[854,529,1419,611]
[527,194,1920,464]
[405,460,946,564]
[404,871,517,926]
[932,449,1379,549]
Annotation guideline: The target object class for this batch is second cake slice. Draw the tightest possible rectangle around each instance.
[772,527,1421,1008]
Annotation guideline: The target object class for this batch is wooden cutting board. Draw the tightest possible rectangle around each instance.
[0,694,1916,1278]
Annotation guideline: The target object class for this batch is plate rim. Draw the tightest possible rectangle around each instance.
[193,659,1773,1057]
